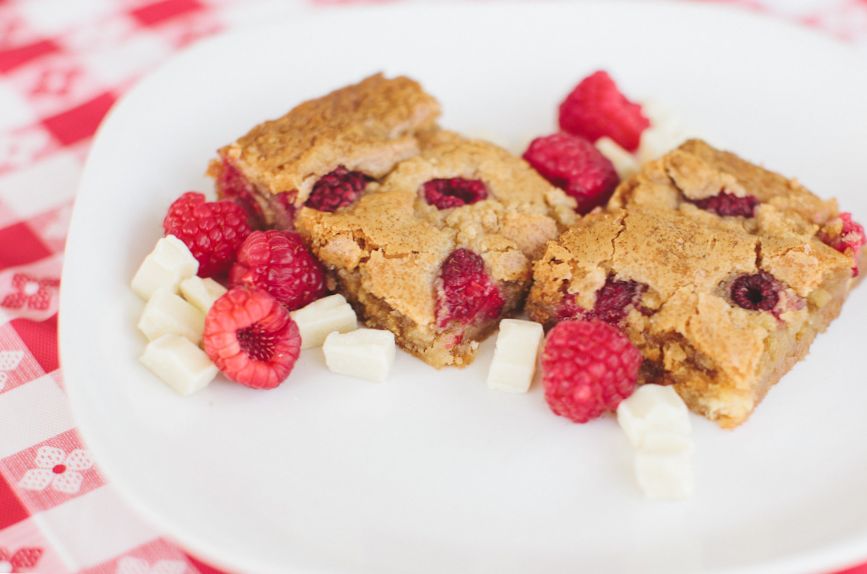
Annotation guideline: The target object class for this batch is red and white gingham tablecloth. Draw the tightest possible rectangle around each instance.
[0,1,865,572]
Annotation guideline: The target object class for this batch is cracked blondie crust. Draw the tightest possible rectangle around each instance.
[296,130,578,368]
[527,208,852,428]
[208,73,441,228]
[610,139,865,280]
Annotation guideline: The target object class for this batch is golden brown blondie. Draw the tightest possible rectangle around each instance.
[527,207,852,428]
[208,73,441,228]
[297,130,577,368]
[610,139,865,280]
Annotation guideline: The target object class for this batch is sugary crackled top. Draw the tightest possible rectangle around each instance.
[530,208,851,387]
[610,139,840,239]
[218,73,441,201]
[296,130,578,327]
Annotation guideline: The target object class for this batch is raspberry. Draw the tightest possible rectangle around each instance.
[230,230,327,311]
[691,192,758,217]
[436,249,504,327]
[590,276,647,323]
[558,70,650,152]
[304,166,370,212]
[821,212,866,277]
[730,271,781,312]
[558,276,647,325]
[215,159,265,227]
[422,178,489,209]
[162,191,252,277]
[541,320,641,423]
[203,288,300,389]
[523,133,619,214]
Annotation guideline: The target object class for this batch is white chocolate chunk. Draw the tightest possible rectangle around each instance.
[180,276,226,313]
[634,450,694,500]
[323,328,395,383]
[637,101,694,164]
[640,431,695,455]
[638,127,688,164]
[131,235,199,300]
[595,137,639,180]
[138,288,205,344]
[486,319,543,393]
[619,384,695,500]
[291,294,358,350]
[140,334,218,396]
[617,384,691,449]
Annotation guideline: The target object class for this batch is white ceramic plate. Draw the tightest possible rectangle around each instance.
[61,3,867,573]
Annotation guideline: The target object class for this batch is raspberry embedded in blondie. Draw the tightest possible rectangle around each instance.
[296,131,578,368]
[208,73,441,228]
[527,207,853,428]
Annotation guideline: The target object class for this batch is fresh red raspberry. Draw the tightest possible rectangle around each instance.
[436,249,504,327]
[558,70,650,152]
[304,166,370,212]
[730,271,782,312]
[821,212,866,277]
[162,191,252,278]
[691,192,758,217]
[215,159,265,227]
[523,133,619,214]
[541,320,641,423]
[203,288,301,389]
[230,230,327,311]
[423,178,489,209]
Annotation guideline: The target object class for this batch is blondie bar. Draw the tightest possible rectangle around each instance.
[527,207,853,428]
[208,73,441,228]
[296,130,578,368]
[610,139,865,279]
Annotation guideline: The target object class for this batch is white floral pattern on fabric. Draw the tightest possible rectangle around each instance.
[18,446,93,494]
[116,557,189,574]
[0,350,23,371]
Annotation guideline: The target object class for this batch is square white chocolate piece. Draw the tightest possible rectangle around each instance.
[486,319,544,393]
[180,276,226,314]
[140,334,218,396]
[131,235,199,300]
[138,288,205,344]
[617,384,691,449]
[640,431,695,456]
[595,136,638,179]
[636,101,692,164]
[634,450,694,500]
[323,328,395,383]
[291,294,358,350]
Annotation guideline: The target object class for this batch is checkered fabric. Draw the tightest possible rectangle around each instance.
[0,0,865,572]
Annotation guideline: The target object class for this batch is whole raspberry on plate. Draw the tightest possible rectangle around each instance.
[203,287,301,389]
[541,319,641,423]
[559,70,650,152]
[230,230,327,310]
[435,248,504,327]
[162,191,252,277]
[523,133,619,214]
